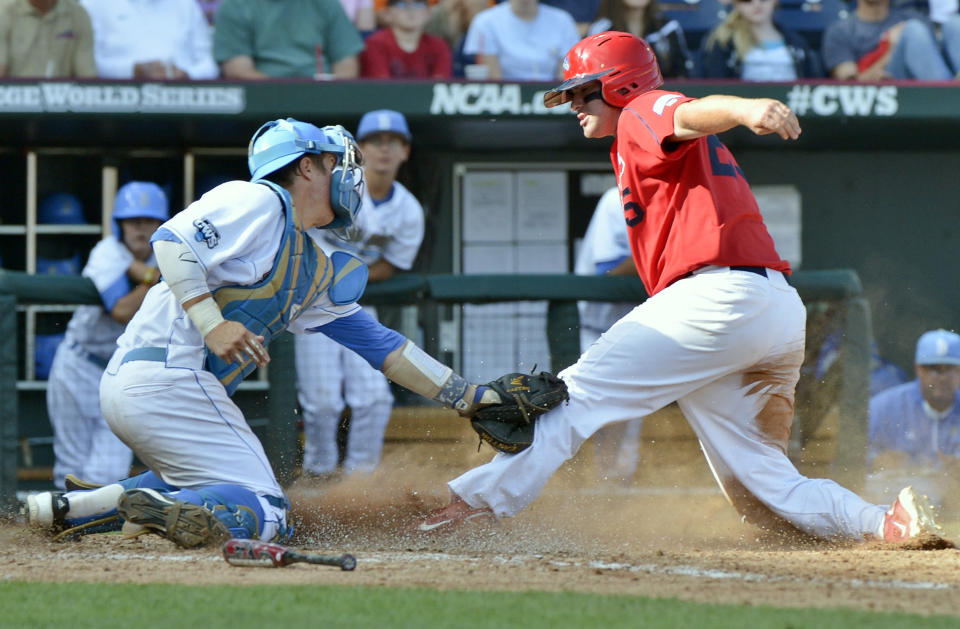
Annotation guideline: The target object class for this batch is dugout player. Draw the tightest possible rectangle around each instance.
[577,186,643,485]
[867,329,960,511]
[46,182,167,490]
[27,118,499,548]
[418,31,940,543]
[294,109,425,480]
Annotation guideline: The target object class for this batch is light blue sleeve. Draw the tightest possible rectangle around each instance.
[309,309,406,370]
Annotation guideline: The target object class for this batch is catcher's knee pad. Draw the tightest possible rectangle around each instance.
[176,485,289,541]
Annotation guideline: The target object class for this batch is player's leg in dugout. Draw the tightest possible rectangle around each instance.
[450,267,796,518]
[48,345,132,489]
[295,331,348,477]
[341,345,394,475]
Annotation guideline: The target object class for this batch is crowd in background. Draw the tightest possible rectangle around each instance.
[2,0,959,83]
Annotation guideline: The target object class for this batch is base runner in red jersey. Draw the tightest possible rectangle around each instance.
[417,31,944,544]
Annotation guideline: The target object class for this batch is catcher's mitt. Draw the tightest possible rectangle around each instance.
[470,372,568,453]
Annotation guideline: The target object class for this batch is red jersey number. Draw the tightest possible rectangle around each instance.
[707,135,745,180]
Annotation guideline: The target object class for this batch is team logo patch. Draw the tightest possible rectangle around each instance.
[193,218,220,249]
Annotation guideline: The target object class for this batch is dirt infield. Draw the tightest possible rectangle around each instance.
[4,438,960,618]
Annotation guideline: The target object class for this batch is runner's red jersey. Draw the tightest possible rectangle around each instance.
[611,90,790,296]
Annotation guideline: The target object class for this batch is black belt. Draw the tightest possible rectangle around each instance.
[681,265,768,283]
[729,265,768,278]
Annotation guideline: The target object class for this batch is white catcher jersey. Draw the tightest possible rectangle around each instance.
[114,181,359,369]
[316,180,425,270]
[575,187,635,334]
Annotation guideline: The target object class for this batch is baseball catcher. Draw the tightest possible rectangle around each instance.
[467,372,569,453]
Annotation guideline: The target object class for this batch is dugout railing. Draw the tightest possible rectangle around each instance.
[0,268,870,514]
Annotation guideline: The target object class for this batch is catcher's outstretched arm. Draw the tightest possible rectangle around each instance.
[312,313,498,415]
[383,340,499,414]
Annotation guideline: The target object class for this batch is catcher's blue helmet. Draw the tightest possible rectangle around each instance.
[38,193,85,224]
[247,118,363,233]
[111,181,170,239]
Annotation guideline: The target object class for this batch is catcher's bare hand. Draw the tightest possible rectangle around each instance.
[204,321,270,367]
[743,98,801,141]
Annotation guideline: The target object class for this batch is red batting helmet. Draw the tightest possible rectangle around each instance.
[543,31,663,109]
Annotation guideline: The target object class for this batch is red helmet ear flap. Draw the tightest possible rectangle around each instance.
[544,31,663,109]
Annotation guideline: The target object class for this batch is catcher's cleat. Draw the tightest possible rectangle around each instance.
[117,488,232,549]
[883,486,942,542]
[64,474,105,491]
[417,495,495,534]
[26,492,69,528]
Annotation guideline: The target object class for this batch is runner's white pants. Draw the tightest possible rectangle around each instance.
[581,325,643,483]
[450,267,887,540]
[100,358,286,540]
[47,343,132,489]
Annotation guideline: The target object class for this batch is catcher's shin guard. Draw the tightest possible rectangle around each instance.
[118,488,232,548]
[26,491,123,541]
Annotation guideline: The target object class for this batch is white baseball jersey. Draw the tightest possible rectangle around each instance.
[102,181,362,541]
[113,182,359,366]
[48,235,144,488]
[296,180,425,476]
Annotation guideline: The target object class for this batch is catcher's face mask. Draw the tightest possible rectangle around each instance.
[321,124,365,242]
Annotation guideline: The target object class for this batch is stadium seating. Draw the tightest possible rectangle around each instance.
[660,0,729,53]
[774,0,850,50]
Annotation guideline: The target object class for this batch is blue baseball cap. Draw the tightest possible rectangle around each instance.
[915,329,960,366]
[356,109,411,143]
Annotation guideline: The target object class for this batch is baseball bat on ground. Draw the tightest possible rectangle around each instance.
[222,539,357,571]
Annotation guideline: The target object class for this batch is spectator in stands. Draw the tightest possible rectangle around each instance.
[361,0,453,77]
[462,0,581,80]
[424,0,490,76]
[214,0,364,79]
[0,0,95,78]
[822,0,960,80]
[701,0,823,80]
[80,0,217,79]
[577,187,644,485]
[867,329,960,512]
[339,0,377,34]
[538,0,602,34]
[589,0,694,78]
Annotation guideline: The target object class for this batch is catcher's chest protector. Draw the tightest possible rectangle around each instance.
[207,180,333,395]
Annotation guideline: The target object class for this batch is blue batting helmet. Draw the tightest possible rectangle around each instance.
[38,193,86,224]
[111,181,170,239]
[247,118,363,233]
